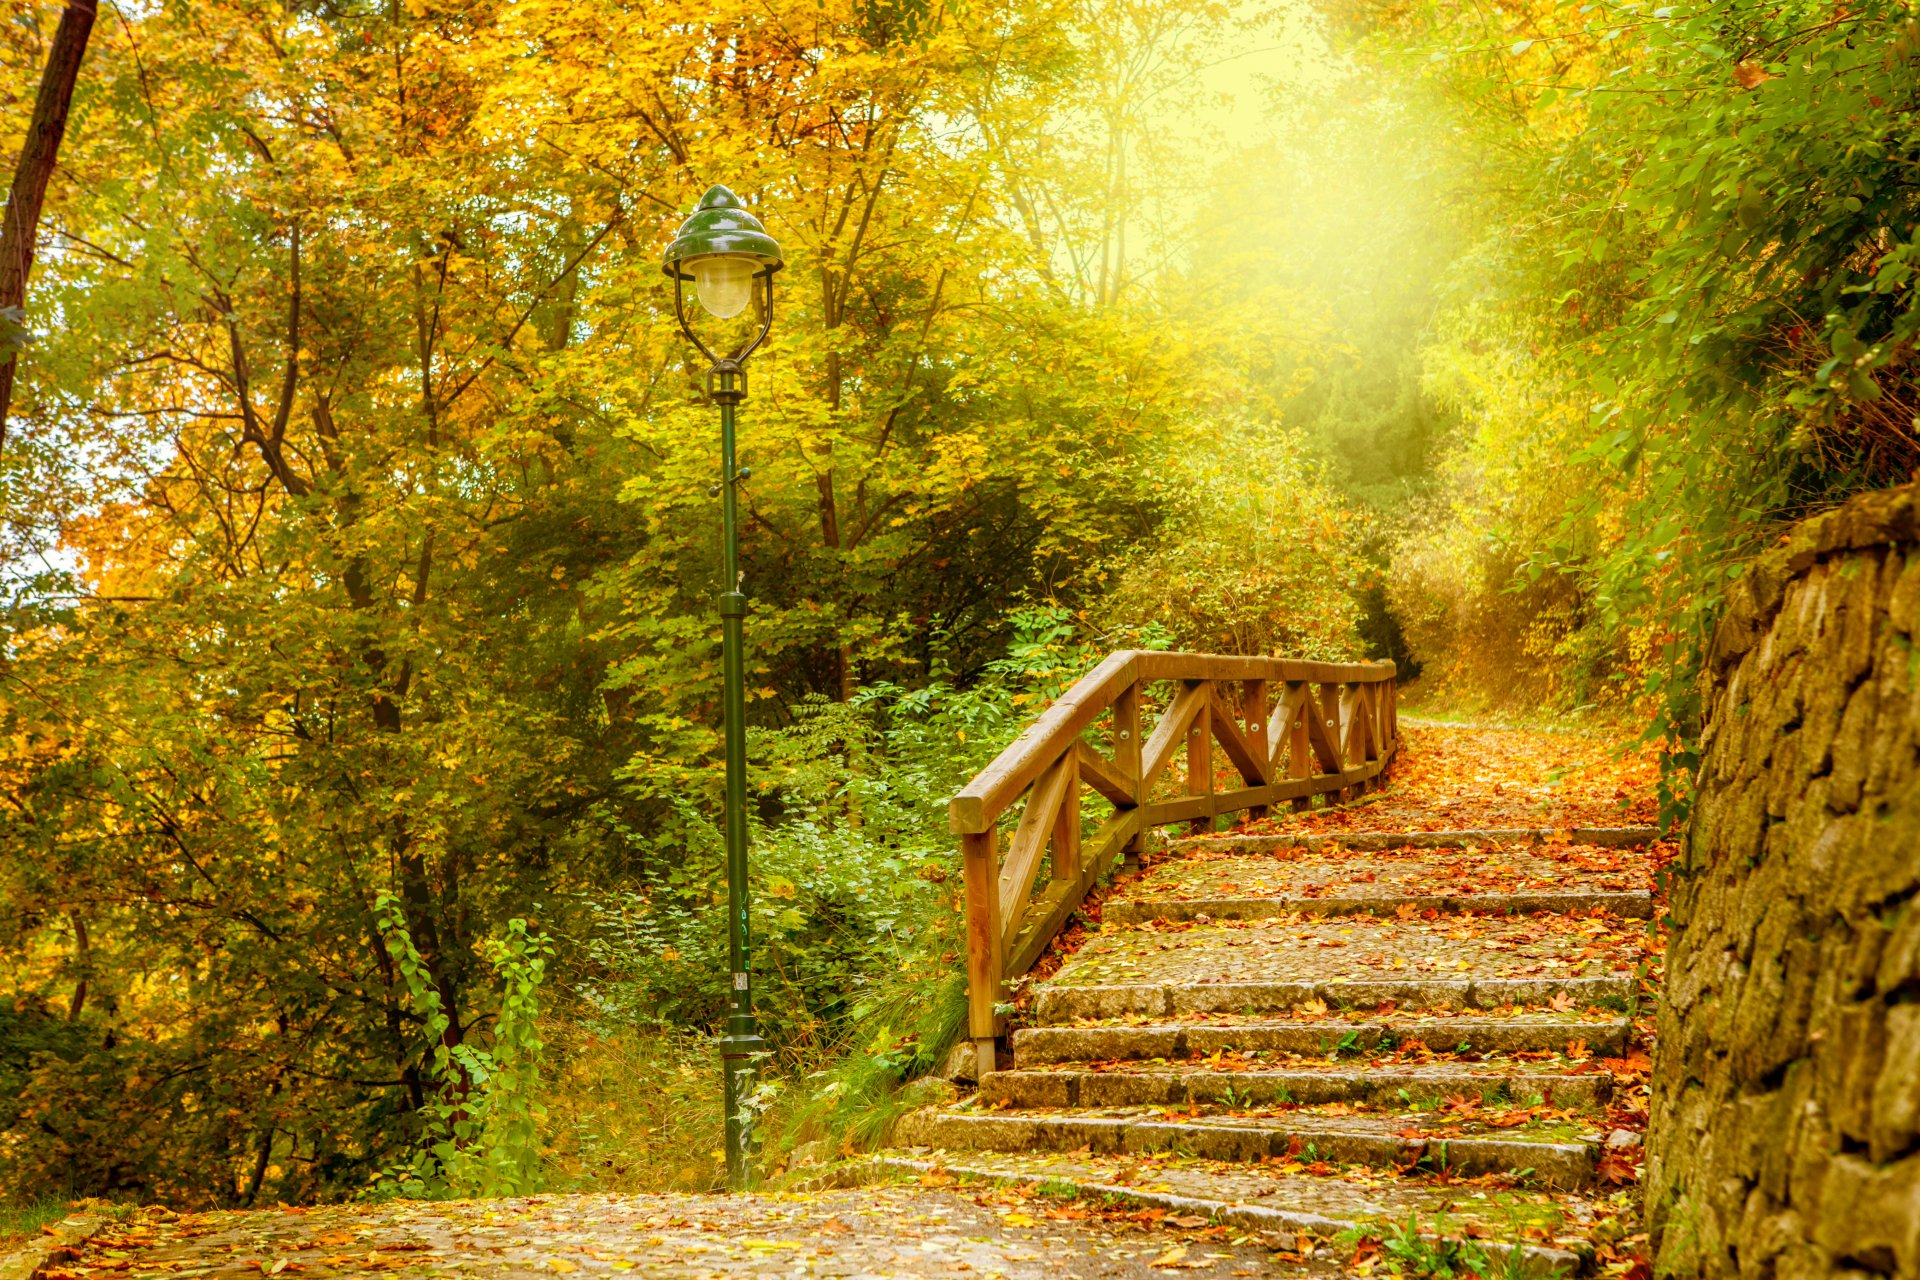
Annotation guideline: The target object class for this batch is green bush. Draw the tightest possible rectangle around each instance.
[373,900,552,1199]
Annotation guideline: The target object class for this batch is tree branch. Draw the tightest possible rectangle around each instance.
[0,0,99,449]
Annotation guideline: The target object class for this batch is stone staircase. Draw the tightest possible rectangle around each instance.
[884,826,1660,1273]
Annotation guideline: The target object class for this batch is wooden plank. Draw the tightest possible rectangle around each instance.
[1114,682,1142,790]
[998,752,1073,930]
[956,655,1399,1082]
[1283,682,1312,812]
[1187,684,1213,834]
[950,651,1138,833]
[1272,683,1309,777]
[1322,683,1350,800]
[1244,680,1270,822]
[1131,653,1398,685]
[1074,740,1135,809]
[1139,681,1206,795]
[1304,683,1343,773]
[954,653,1394,832]
[1051,752,1081,885]
[1004,810,1140,978]
[1209,684,1267,785]
[1112,681,1147,861]
[1378,678,1395,757]
[962,828,1004,1053]
[1363,683,1381,761]
[1003,878,1076,980]
[1139,761,1385,825]
[1244,681,1269,769]
[1132,652,1273,681]
[1340,682,1374,763]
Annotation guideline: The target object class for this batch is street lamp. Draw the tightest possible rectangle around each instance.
[662,183,783,1191]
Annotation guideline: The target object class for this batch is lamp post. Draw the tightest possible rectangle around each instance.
[662,184,783,1191]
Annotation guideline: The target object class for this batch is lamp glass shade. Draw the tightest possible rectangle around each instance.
[690,255,757,319]
[663,184,783,289]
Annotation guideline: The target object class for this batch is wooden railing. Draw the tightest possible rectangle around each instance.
[950,651,1399,1076]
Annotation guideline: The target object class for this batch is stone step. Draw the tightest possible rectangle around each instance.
[1106,843,1653,925]
[1105,890,1652,924]
[980,1061,1613,1110]
[860,1152,1594,1276]
[1039,914,1643,1023]
[1033,976,1634,1022]
[1012,1014,1630,1065]
[892,1108,1599,1187]
[1176,827,1658,853]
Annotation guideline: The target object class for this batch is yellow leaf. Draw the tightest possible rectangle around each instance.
[1003,1213,1037,1227]
[1150,1247,1187,1268]
[548,1260,578,1274]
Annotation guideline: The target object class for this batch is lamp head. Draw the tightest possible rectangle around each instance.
[663,185,783,319]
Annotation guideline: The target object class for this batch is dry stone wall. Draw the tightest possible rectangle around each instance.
[1651,484,1920,1276]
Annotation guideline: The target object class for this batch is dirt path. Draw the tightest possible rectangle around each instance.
[1258,720,1659,835]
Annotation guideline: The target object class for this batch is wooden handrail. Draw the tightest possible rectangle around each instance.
[952,649,1399,1077]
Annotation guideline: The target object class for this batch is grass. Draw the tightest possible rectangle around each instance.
[1341,1210,1561,1280]
[535,959,968,1193]
[538,1018,727,1192]
[0,1200,78,1246]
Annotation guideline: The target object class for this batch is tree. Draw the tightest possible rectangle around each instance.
[0,0,1356,1202]
[0,0,95,447]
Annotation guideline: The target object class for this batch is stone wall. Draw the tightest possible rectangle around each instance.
[1651,484,1920,1276]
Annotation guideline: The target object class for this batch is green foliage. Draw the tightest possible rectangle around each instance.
[1339,1212,1547,1280]
[1103,426,1372,659]
[373,900,551,1200]
[0,0,1312,1205]
[1331,0,1920,818]
[559,607,1141,1172]
[0,1200,75,1244]
[1547,0,1920,820]
[537,1024,725,1193]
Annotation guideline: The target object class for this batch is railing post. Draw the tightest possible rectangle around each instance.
[1387,675,1398,753]
[1051,751,1082,885]
[1317,682,1345,802]
[1186,681,1214,834]
[1369,680,1386,762]
[1115,681,1145,867]
[1287,682,1311,812]
[962,828,1004,1078]
[1336,682,1369,792]
[1244,679,1269,821]
[950,655,1399,1068]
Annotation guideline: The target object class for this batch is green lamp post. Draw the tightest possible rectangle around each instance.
[662,184,783,1191]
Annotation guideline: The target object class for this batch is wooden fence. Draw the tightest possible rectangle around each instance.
[950,650,1399,1076]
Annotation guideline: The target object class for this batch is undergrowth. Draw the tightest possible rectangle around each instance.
[0,1199,74,1243]
[536,608,1169,1189]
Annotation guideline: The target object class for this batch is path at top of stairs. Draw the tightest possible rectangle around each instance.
[881,720,1668,1276]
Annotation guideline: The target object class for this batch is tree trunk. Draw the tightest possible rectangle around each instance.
[0,0,98,449]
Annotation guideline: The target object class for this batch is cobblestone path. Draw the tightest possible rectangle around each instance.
[886,720,1670,1276]
[37,1188,1338,1280]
